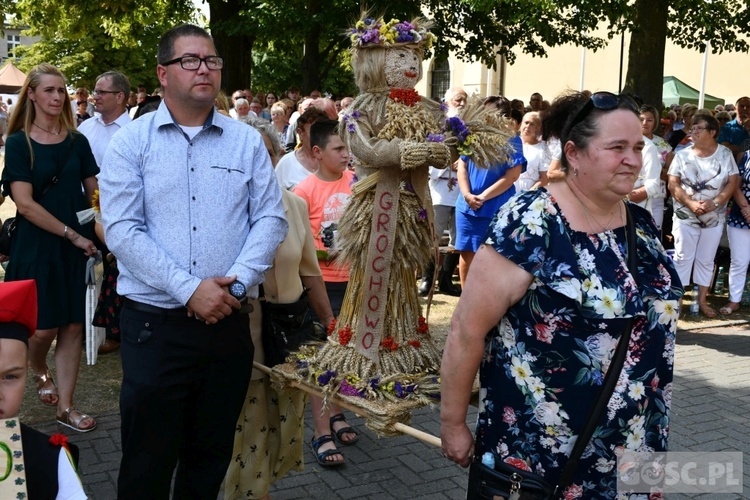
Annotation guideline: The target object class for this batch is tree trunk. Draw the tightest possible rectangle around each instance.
[622,0,669,108]
[208,0,256,94]
[299,0,322,94]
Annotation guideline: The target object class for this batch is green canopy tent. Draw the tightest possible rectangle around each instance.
[662,76,724,109]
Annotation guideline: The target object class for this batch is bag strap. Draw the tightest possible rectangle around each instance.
[34,132,75,202]
[553,203,638,496]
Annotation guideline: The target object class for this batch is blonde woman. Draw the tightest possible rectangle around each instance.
[0,63,99,431]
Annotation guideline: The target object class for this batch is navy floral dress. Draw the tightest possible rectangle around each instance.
[476,188,683,499]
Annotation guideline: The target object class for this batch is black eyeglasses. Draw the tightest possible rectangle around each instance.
[160,56,224,71]
[92,90,122,96]
[566,92,638,136]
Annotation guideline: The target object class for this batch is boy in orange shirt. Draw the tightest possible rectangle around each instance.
[292,119,353,315]
[292,119,359,465]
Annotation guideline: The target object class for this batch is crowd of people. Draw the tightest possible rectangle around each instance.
[0,16,749,499]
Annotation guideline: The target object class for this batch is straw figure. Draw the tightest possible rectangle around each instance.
[290,15,514,414]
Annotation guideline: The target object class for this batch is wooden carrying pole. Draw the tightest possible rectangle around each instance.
[253,361,442,448]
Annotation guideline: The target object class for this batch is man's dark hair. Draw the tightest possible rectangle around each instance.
[158,24,213,64]
[96,71,131,97]
[310,119,340,150]
[297,107,329,128]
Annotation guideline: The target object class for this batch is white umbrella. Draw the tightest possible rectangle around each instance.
[85,252,105,365]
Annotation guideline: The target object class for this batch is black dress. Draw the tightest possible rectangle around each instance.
[1,131,99,329]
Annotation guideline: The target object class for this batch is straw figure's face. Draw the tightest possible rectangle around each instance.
[384,47,421,89]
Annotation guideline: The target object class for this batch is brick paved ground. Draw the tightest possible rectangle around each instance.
[31,321,750,499]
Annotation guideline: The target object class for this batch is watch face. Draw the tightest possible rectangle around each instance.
[230,281,246,299]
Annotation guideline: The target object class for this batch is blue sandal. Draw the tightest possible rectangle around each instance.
[329,413,359,445]
[311,434,344,467]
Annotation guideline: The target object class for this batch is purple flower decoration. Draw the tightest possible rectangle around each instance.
[317,370,337,385]
[440,102,448,112]
[339,380,363,397]
[444,116,470,143]
[296,360,309,368]
[369,377,380,390]
[351,110,361,119]
[426,133,445,143]
[394,381,404,398]
[418,208,427,221]
[405,182,415,193]
[346,121,356,133]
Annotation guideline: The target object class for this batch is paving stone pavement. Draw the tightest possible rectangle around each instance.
[33,322,750,499]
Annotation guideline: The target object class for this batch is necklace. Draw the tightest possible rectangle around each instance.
[576,196,621,233]
[33,122,62,136]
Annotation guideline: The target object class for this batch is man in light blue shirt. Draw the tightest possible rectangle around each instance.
[99,24,287,499]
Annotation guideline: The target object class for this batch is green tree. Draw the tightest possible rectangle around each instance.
[10,0,196,89]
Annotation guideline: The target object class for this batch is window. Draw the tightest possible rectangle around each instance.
[7,35,21,58]
[430,59,450,102]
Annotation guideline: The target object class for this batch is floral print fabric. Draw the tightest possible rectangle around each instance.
[476,189,683,499]
[727,152,750,230]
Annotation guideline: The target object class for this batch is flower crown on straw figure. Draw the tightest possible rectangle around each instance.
[350,16,436,49]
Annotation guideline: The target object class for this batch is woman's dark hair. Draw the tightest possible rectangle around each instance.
[484,96,511,118]
[639,105,660,134]
[692,112,720,135]
[542,91,638,173]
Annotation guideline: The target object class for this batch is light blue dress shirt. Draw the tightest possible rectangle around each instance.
[99,101,288,308]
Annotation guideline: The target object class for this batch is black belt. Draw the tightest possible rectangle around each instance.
[123,298,190,318]
[124,298,253,318]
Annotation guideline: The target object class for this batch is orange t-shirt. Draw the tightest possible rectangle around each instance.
[292,170,354,282]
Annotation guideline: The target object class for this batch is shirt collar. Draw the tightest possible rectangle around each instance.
[155,100,224,136]
[95,110,131,127]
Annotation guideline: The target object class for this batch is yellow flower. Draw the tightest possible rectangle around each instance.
[346,374,361,384]
[91,189,101,213]
[355,20,365,29]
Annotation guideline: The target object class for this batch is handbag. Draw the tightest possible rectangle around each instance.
[259,285,322,367]
[467,205,640,500]
[0,133,75,256]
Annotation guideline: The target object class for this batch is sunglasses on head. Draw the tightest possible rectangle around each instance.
[566,92,638,137]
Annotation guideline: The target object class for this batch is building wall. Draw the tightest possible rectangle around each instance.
[1,24,40,64]
[418,28,748,106]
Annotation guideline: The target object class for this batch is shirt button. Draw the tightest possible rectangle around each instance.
[190,167,195,172]
[192,196,196,201]
[193,261,196,266]
[193,227,197,231]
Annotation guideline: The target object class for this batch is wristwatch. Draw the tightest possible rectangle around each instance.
[713,199,720,209]
[228,280,246,300]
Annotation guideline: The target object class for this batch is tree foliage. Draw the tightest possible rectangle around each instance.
[9,0,195,89]
[8,0,750,106]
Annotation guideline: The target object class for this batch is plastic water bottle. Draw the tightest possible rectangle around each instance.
[690,285,700,316]
[481,452,495,469]
[714,266,726,295]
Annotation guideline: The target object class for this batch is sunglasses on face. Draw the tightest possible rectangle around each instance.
[566,92,639,137]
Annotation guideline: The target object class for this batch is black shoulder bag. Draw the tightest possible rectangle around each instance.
[259,284,324,367]
[0,133,76,256]
[467,205,639,500]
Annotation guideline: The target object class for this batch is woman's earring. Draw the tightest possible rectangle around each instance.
[574,168,579,177]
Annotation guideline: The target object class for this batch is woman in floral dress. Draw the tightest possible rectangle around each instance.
[441,91,683,498]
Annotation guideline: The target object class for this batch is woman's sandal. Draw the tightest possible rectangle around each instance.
[57,407,97,433]
[719,302,740,316]
[698,303,717,319]
[32,369,59,407]
[311,434,344,467]
[329,413,359,445]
